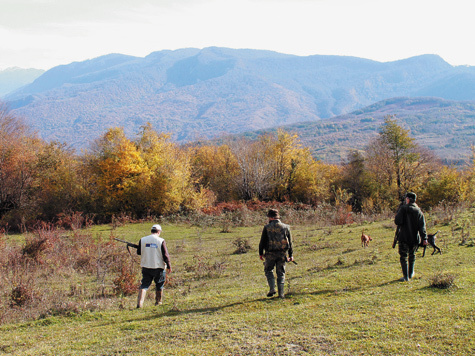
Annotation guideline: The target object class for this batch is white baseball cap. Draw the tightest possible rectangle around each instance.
[151,224,162,231]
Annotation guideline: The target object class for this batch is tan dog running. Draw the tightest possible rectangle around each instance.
[361,230,372,248]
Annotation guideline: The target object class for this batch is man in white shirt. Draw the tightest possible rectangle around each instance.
[136,224,172,308]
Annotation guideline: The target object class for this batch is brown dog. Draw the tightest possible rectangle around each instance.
[361,230,372,248]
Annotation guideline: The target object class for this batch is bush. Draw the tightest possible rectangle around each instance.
[232,237,252,254]
[21,237,49,263]
[11,284,35,307]
[428,272,456,289]
[113,265,138,296]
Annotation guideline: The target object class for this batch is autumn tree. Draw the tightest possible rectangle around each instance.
[85,127,147,217]
[33,142,86,221]
[229,137,274,201]
[338,150,372,212]
[136,124,208,216]
[0,103,43,228]
[286,152,340,205]
[268,130,302,201]
[365,116,438,209]
[421,166,468,207]
[224,130,338,204]
[463,145,475,204]
[190,144,240,202]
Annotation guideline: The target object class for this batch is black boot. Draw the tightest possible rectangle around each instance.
[277,275,285,298]
[266,274,276,297]
[399,259,408,282]
[408,257,415,280]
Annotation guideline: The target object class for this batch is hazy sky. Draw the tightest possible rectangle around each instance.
[1,0,473,70]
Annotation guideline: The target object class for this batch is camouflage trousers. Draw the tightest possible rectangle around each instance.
[264,251,287,284]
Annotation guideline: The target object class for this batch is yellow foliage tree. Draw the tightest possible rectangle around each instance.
[87,127,147,215]
[266,129,339,204]
[136,124,208,216]
[268,130,302,201]
[463,145,475,204]
[421,166,468,207]
[190,144,240,202]
[290,153,340,205]
[225,129,338,204]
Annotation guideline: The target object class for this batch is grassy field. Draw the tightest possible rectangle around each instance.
[0,208,474,355]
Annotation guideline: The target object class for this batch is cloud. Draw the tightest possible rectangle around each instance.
[0,0,474,69]
[0,0,199,29]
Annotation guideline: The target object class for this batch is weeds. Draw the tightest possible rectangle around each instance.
[40,300,103,319]
[183,255,228,279]
[430,201,467,225]
[428,272,457,289]
[10,283,34,307]
[113,265,138,296]
[21,237,49,263]
[232,237,252,254]
[56,211,94,230]
[308,241,335,251]
[0,226,127,324]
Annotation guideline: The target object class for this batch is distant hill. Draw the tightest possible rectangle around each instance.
[4,47,475,152]
[0,67,44,98]
[241,97,475,165]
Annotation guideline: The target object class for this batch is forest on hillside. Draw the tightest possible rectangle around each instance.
[1,102,474,232]
[8,48,474,153]
[244,97,475,164]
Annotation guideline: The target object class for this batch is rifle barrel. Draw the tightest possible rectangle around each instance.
[114,238,138,249]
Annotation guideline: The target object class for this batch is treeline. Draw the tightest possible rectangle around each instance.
[1,103,474,231]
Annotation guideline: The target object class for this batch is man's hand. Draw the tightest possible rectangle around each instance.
[259,255,264,261]
[287,256,294,262]
[167,267,172,274]
[422,240,428,246]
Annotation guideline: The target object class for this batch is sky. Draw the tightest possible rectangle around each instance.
[1,0,474,71]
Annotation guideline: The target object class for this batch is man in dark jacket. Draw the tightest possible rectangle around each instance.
[259,209,293,298]
[394,192,427,281]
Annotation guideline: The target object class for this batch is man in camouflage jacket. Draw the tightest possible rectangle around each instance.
[394,192,427,281]
[259,209,293,298]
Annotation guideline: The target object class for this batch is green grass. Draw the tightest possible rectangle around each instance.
[1,211,474,355]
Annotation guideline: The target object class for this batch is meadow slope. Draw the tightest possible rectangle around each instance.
[0,208,474,355]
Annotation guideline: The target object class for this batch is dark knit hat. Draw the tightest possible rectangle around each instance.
[267,209,280,219]
[405,192,417,202]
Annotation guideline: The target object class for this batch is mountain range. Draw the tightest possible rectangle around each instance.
[3,47,475,159]
[0,67,44,97]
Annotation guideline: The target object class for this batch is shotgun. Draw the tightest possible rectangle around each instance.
[392,226,400,249]
[114,238,139,249]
